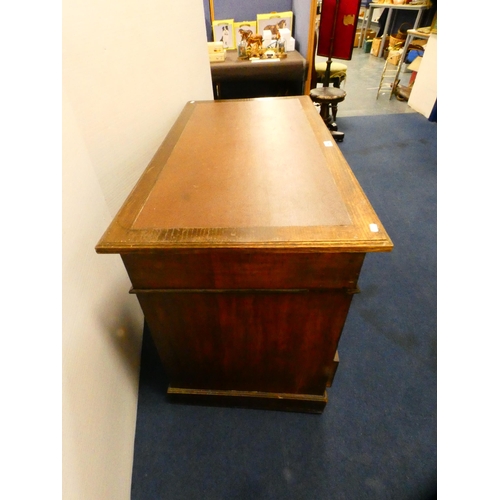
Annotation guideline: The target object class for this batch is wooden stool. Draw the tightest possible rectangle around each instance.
[310,87,347,142]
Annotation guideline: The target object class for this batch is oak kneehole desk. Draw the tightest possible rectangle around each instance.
[96,96,393,413]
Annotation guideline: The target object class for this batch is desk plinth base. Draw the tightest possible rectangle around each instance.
[167,387,328,414]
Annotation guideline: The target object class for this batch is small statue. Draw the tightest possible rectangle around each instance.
[246,34,263,48]
[248,42,262,59]
[239,29,253,45]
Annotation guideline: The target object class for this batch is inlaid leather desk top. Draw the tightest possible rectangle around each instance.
[133,98,349,229]
[96,96,392,252]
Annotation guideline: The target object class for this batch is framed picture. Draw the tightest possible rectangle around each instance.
[234,21,257,46]
[256,11,293,39]
[212,19,235,50]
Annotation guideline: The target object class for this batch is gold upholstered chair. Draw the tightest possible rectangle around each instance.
[312,60,347,89]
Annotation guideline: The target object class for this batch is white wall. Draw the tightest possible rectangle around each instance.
[291,0,313,58]
[62,0,213,498]
[408,33,437,119]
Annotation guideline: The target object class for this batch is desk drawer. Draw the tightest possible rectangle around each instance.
[122,250,365,290]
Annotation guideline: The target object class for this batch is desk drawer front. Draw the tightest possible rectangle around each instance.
[122,251,365,290]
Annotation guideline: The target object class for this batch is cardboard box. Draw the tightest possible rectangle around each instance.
[208,42,225,62]
[354,28,376,48]
[207,41,224,54]
[262,29,274,48]
[387,49,402,66]
[278,28,291,43]
[234,21,257,46]
[212,19,235,50]
[370,37,389,57]
[209,52,225,62]
[410,39,427,49]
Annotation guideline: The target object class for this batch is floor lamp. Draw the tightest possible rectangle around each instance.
[312,0,362,141]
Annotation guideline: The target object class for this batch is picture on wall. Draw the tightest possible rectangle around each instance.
[212,19,235,49]
[234,21,257,46]
[256,11,293,39]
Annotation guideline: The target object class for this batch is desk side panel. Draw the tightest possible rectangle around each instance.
[136,289,354,396]
[122,251,365,290]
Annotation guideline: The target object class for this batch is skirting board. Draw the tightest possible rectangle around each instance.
[167,387,328,414]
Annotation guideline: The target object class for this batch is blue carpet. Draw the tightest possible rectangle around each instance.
[131,112,437,500]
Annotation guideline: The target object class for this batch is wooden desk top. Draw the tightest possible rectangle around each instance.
[96,96,392,253]
[210,50,307,82]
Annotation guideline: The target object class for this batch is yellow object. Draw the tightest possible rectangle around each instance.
[207,42,224,54]
[407,55,422,72]
[209,52,225,63]
[212,19,235,50]
[387,49,402,66]
[234,21,257,45]
[315,61,348,86]
[208,42,225,62]
[256,11,293,37]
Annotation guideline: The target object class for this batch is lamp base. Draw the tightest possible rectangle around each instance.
[310,86,347,142]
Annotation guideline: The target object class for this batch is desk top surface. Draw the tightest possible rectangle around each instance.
[96,96,392,253]
[210,50,307,81]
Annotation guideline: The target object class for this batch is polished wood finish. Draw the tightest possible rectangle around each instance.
[96,98,392,253]
[135,290,353,394]
[304,0,320,95]
[121,251,365,290]
[96,96,393,413]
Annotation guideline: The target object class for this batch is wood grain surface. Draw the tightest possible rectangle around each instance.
[96,96,393,252]
[95,96,393,413]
